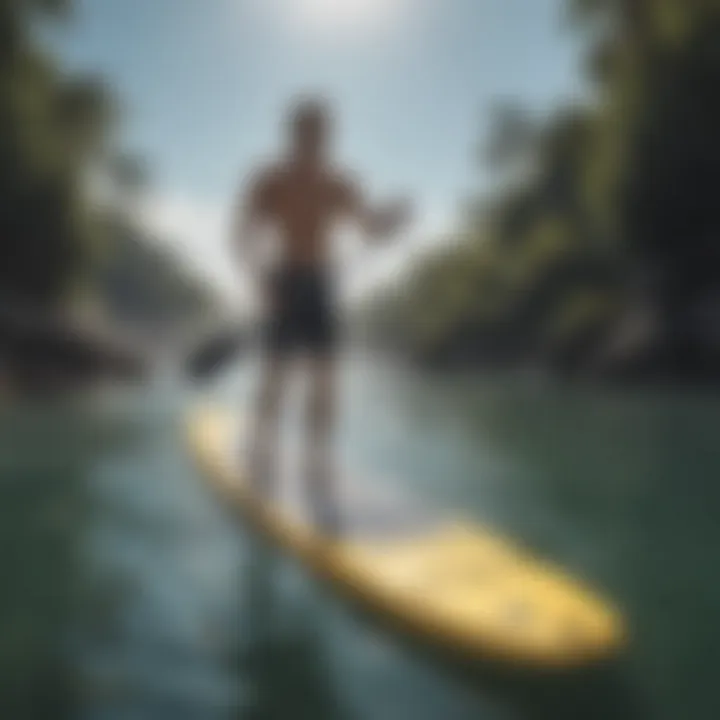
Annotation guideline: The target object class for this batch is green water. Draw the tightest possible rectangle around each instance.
[1,356,719,719]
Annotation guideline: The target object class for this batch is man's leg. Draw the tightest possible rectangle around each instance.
[251,353,286,498]
[305,354,340,535]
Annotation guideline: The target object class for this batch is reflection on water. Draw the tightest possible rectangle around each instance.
[0,398,147,719]
[0,462,81,719]
[1,359,719,719]
[234,539,348,720]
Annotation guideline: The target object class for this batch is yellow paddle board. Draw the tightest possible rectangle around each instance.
[187,405,625,668]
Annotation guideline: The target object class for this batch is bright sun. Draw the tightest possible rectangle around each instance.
[294,0,406,34]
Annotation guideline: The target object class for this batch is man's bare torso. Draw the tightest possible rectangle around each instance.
[251,161,355,268]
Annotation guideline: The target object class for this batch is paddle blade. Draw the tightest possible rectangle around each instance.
[185,329,248,381]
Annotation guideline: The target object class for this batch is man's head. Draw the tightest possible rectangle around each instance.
[287,96,332,161]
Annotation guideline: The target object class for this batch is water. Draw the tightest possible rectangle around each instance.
[1,356,719,719]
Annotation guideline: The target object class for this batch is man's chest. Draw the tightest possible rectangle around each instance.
[272,178,339,225]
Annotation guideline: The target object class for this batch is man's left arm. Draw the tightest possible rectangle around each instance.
[336,174,412,242]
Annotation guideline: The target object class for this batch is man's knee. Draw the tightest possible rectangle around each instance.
[308,374,334,431]
[309,391,332,425]
[258,364,284,417]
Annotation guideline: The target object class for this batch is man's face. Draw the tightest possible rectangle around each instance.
[290,103,331,159]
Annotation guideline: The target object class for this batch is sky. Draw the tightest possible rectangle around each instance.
[53,0,585,306]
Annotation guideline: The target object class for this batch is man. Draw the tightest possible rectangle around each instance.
[235,96,411,534]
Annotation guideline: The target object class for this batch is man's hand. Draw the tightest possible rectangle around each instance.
[368,197,413,241]
[339,174,412,242]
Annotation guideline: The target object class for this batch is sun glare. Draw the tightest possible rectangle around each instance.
[294,0,406,35]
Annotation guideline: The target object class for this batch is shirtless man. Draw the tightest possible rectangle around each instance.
[235,96,411,534]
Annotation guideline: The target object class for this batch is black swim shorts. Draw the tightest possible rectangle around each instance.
[265,266,338,356]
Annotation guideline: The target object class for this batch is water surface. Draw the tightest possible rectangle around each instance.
[1,357,718,719]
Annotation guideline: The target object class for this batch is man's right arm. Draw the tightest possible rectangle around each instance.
[232,168,274,275]
[232,168,279,312]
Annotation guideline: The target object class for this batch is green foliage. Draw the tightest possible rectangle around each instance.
[364,0,720,374]
[0,0,216,326]
[541,289,619,349]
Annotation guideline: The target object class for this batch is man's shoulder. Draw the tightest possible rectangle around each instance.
[248,161,286,190]
[324,164,362,202]
[247,160,360,196]
[326,163,357,185]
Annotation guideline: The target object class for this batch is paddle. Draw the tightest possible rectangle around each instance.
[184,323,255,382]
[135,238,420,384]
[184,200,414,383]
